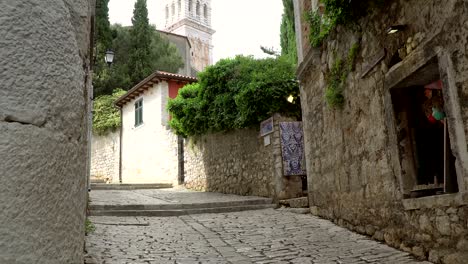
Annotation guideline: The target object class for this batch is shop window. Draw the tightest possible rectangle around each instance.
[391,60,458,198]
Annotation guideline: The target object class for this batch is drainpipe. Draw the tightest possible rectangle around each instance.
[177,135,185,185]
[119,107,123,183]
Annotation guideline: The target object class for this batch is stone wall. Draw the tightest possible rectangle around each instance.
[0,0,93,263]
[184,114,303,200]
[91,131,120,183]
[295,0,468,263]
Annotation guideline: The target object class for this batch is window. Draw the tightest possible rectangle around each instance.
[171,2,175,16]
[196,1,200,17]
[165,5,169,20]
[134,99,143,127]
[178,0,181,16]
[203,4,208,21]
[188,0,192,15]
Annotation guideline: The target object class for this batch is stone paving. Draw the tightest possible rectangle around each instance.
[90,188,272,206]
[85,209,432,264]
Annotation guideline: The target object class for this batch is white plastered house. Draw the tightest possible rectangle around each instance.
[114,71,197,184]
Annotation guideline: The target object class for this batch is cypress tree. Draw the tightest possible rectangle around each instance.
[128,0,153,84]
[280,0,297,65]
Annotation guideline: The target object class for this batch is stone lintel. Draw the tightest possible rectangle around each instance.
[402,192,468,210]
[296,48,321,82]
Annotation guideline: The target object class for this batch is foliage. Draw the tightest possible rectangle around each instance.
[304,0,387,47]
[304,10,337,48]
[168,56,301,136]
[128,0,154,85]
[85,218,95,235]
[325,42,360,108]
[280,0,298,64]
[93,0,183,97]
[93,88,126,135]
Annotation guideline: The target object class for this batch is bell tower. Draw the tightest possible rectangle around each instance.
[159,0,215,74]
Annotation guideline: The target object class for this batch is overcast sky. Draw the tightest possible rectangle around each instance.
[108,0,284,63]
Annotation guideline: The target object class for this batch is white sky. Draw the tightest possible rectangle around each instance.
[108,0,283,63]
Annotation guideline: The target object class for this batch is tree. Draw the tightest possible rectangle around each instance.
[93,0,113,95]
[280,0,297,65]
[128,0,154,85]
[167,56,301,137]
[92,0,184,97]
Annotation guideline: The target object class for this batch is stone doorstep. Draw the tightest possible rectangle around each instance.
[279,197,309,208]
[90,183,173,190]
[89,204,276,217]
[90,198,274,211]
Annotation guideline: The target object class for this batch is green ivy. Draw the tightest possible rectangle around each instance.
[304,0,387,47]
[325,42,360,108]
[93,88,126,135]
[167,56,301,137]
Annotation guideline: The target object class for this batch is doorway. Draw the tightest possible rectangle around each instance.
[390,62,458,198]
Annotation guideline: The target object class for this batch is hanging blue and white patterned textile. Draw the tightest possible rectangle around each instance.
[279,122,307,176]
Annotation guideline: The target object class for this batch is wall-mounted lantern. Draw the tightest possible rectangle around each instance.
[104,50,115,67]
[387,25,407,35]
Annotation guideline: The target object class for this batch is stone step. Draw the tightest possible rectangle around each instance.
[90,198,273,211]
[89,204,276,217]
[90,183,173,190]
[279,197,309,208]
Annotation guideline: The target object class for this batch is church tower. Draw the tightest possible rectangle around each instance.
[160,0,215,74]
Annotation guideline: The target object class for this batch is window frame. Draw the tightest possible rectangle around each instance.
[134,99,143,127]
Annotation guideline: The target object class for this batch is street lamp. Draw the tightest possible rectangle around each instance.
[104,50,114,66]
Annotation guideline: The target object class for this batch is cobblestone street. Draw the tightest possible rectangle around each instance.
[85,209,431,264]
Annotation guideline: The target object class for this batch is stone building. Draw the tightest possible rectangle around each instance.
[114,71,196,184]
[0,0,93,263]
[159,0,215,74]
[293,0,468,262]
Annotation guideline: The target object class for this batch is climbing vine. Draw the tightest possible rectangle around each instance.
[304,0,387,47]
[93,88,126,135]
[325,42,360,108]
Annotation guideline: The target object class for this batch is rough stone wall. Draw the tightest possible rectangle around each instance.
[296,0,468,263]
[0,0,92,263]
[91,131,120,183]
[184,114,303,200]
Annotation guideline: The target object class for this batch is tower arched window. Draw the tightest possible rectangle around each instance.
[188,0,193,16]
[171,2,175,17]
[203,4,208,21]
[165,5,169,20]
[178,0,181,16]
[196,1,200,18]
